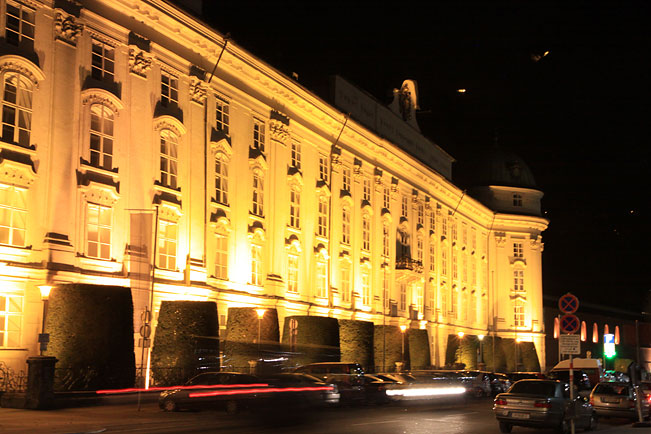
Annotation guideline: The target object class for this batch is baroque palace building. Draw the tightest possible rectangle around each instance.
[0,0,548,373]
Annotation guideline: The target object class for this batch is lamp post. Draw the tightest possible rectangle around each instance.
[457,331,464,365]
[38,285,53,356]
[255,309,266,354]
[399,324,407,364]
[478,334,485,366]
[515,337,521,372]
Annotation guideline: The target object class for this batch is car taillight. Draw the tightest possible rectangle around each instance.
[495,398,507,405]
[534,401,552,408]
[589,397,594,406]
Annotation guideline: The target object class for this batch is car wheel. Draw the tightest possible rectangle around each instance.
[225,400,239,415]
[557,418,569,434]
[586,413,597,431]
[498,421,512,433]
[162,399,178,412]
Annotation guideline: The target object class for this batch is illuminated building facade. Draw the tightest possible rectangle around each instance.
[0,0,548,373]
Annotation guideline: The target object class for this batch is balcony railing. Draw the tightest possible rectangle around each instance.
[395,256,423,273]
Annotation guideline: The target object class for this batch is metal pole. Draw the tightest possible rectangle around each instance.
[382,263,387,373]
[569,353,575,434]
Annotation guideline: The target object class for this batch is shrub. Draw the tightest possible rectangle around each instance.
[223,308,279,372]
[480,335,506,372]
[408,329,431,370]
[45,284,135,391]
[518,341,540,372]
[373,325,404,372]
[339,319,374,372]
[151,301,219,386]
[281,316,339,366]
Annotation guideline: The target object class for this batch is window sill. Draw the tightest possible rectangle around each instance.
[0,139,36,155]
[77,255,121,272]
[79,160,119,179]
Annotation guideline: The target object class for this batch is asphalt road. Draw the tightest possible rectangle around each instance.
[0,397,644,433]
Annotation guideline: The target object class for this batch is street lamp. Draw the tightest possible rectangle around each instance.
[255,309,266,353]
[515,337,522,372]
[38,285,53,356]
[478,334,485,366]
[399,324,407,364]
[456,331,464,365]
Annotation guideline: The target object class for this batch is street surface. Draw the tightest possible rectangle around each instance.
[0,397,644,433]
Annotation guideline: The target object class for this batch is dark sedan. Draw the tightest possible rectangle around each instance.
[493,379,596,433]
[159,372,266,413]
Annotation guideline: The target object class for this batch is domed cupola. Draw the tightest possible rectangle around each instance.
[467,146,543,217]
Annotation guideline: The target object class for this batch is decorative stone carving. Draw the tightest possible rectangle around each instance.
[269,118,290,143]
[374,167,383,184]
[189,77,207,104]
[54,10,83,45]
[353,158,362,177]
[129,48,153,77]
[330,145,341,167]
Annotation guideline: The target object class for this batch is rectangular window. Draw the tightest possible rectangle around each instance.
[361,216,370,251]
[340,262,351,302]
[342,207,351,245]
[5,3,34,50]
[462,222,468,247]
[399,283,406,311]
[382,225,390,258]
[251,243,263,286]
[440,282,447,316]
[215,97,230,134]
[429,210,436,233]
[401,195,408,217]
[0,185,26,247]
[86,203,111,259]
[471,228,477,251]
[383,186,390,210]
[471,294,478,323]
[319,155,329,184]
[417,203,424,225]
[442,214,448,237]
[157,219,177,270]
[342,166,351,192]
[215,233,228,280]
[91,39,115,82]
[161,71,178,107]
[363,178,371,203]
[289,188,300,228]
[160,131,178,189]
[416,285,423,313]
[215,158,228,205]
[429,241,436,272]
[316,259,327,298]
[462,255,467,283]
[2,72,33,147]
[0,294,22,347]
[361,269,370,305]
[471,258,476,286]
[514,269,524,292]
[452,252,458,280]
[416,237,423,262]
[382,269,389,310]
[451,218,457,243]
[514,300,525,327]
[317,199,328,237]
[252,173,264,216]
[89,104,114,170]
[513,242,524,258]
[513,193,523,207]
[450,288,457,318]
[441,248,448,276]
[252,119,265,154]
[290,141,301,169]
[287,253,299,293]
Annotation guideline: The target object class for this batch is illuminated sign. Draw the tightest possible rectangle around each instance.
[604,333,616,359]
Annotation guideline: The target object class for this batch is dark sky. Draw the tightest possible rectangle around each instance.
[199,1,651,311]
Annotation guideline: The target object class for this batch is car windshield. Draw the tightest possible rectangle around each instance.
[509,381,556,396]
[594,384,629,395]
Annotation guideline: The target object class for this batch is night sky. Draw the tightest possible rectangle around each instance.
[199,1,650,311]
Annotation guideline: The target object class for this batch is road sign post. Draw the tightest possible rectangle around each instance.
[558,293,580,434]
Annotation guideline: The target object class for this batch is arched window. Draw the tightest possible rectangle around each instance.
[287,245,299,293]
[215,231,228,280]
[89,104,114,169]
[157,218,177,270]
[514,299,525,327]
[251,240,263,286]
[340,259,351,303]
[361,215,370,252]
[342,205,351,245]
[289,186,300,229]
[315,250,328,299]
[1,72,33,147]
[317,196,328,237]
[160,130,178,189]
[251,171,264,217]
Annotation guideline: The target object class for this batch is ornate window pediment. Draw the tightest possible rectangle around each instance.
[79,182,119,206]
[0,158,36,188]
[81,88,124,113]
[0,55,45,86]
[211,137,232,160]
[153,115,186,136]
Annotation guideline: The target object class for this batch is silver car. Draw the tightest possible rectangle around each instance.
[493,379,596,433]
[590,382,650,420]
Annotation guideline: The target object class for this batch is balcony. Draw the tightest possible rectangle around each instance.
[395,256,423,273]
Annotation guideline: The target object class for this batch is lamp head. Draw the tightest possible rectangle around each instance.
[457,331,465,338]
[478,334,485,341]
[38,285,53,300]
[399,325,407,333]
[255,308,266,319]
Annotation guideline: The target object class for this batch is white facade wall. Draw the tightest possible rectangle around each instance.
[0,0,548,372]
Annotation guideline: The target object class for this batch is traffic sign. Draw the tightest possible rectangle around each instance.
[558,293,579,314]
[560,314,580,334]
[559,334,581,355]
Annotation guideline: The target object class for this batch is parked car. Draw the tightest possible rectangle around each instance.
[546,370,592,397]
[460,370,492,397]
[261,373,341,406]
[493,379,596,433]
[375,373,418,384]
[362,374,393,404]
[159,372,265,413]
[507,372,546,382]
[488,373,511,396]
[590,382,650,420]
[293,362,366,404]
